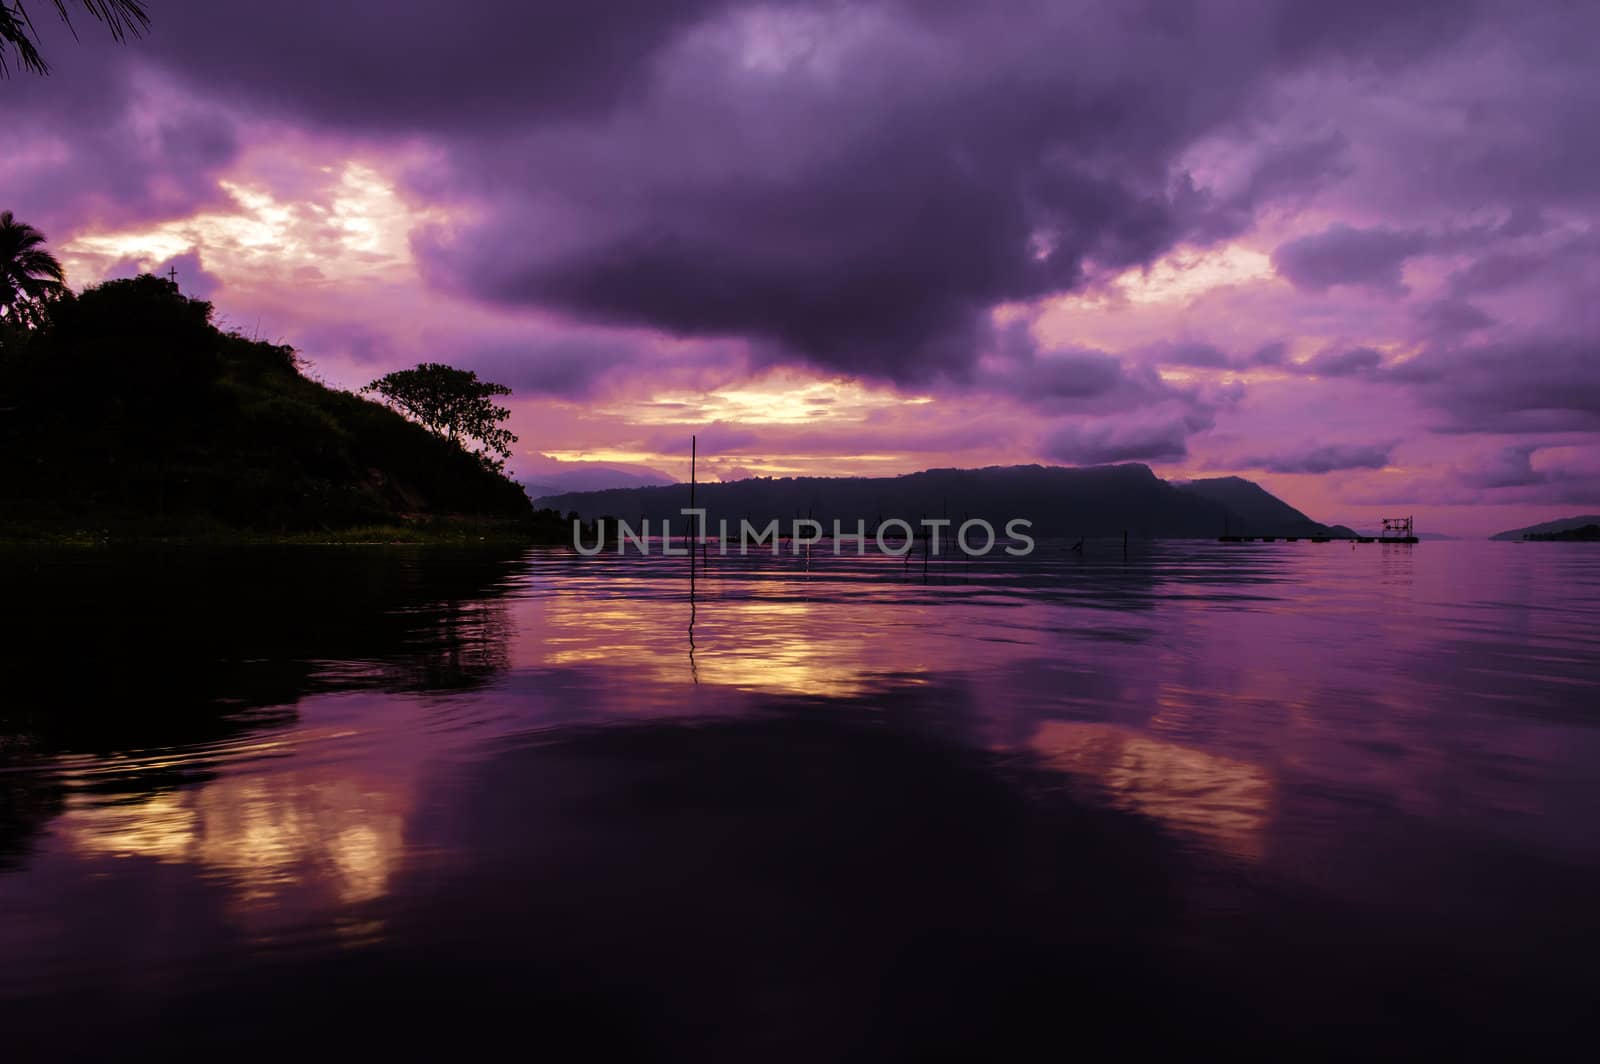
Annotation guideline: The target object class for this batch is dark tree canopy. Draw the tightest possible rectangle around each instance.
[0,0,148,76]
[1,277,538,532]
[366,363,519,472]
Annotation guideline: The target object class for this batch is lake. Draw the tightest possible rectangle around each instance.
[2,539,1598,1059]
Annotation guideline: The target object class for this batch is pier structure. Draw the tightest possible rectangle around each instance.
[1220,514,1420,544]
[1378,516,1419,544]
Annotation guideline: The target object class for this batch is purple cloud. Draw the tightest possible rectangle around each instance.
[106,251,223,302]
[1041,415,1201,466]
[1414,299,1495,337]
[1304,346,1385,377]
[1241,442,1395,474]
[7,0,1600,535]
[1272,224,1427,294]
[1391,337,1600,433]
[3,37,239,234]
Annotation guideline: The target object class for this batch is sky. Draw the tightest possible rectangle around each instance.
[5,0,1599,536]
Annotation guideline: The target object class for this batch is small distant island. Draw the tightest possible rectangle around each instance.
[1523,524,1600,542]
[1490,515,1600,543]
[1,212,565,544]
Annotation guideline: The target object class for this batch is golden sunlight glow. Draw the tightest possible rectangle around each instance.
[601,373,933,427]
[539,448,669,465]
[59,159,431,290]
[697,453,908,478]
[1115,244,1274,305]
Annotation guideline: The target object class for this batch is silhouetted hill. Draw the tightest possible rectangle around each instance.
[539,463,1349,539]
[1524,524,1600,541]
[1175,477,1355,538]
[0,276,542,537]
[523,466,675,500]
[1490,515,1600,541]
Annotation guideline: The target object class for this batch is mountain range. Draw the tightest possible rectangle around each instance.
[536,464,1357,539]
[522,466,674,500]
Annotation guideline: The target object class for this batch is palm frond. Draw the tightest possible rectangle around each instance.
[1,0,149,76]
[0,211,67,314]
[49,0,150,42]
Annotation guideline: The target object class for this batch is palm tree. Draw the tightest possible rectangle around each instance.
[0,211,66,324]
[1,1,149,76]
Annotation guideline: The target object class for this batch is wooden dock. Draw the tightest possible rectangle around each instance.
[1219,515,1418,544]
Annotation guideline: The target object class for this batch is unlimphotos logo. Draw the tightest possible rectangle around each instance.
[574,510,1034,557]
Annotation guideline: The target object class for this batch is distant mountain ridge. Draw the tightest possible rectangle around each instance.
[1175,477,1357,539]
[537,463,1352,539]
[523,466,675,500]
[1491,515,1600,541]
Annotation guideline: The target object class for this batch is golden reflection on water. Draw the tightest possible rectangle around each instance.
[1031,721,1274,861]
[62,771,407,926]
[532,587,938,697]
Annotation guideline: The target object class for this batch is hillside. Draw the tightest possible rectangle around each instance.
[1490,515,1600,541]
[0,276,545,538]
[538,463,1351,539]
[1176,477,1357,538]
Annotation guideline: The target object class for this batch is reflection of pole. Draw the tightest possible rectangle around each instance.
[689,433,698,682]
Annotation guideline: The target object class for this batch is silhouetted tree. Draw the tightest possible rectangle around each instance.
[1,0,148,76]
[365,363,518,472]
[0,211,65,328]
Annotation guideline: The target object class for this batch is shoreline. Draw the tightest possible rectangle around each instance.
[0,517,571,548]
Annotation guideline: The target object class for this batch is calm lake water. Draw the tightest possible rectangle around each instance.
[2,539,1598,1058]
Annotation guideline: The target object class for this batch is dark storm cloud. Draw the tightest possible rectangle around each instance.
[989,350,1146,404]
[1040,418,1193,466]
[137,0,739,129]
[1389,337,1600,434]
[455,339,647,399]
[642,424,760,456]
[3,35,240,234]
[1241,442,1395,474]
[1414,299,1495,337]
[11,0,1585,399]
[1303,346,1384,377]
[1248,342,1289,367]
[976,330,1196,417]
[387,0,1485,384]
[1176,132,1354,244]
[1448,253,1539,297]
[1467,445,1547,489]
[1271,224,1427,294]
